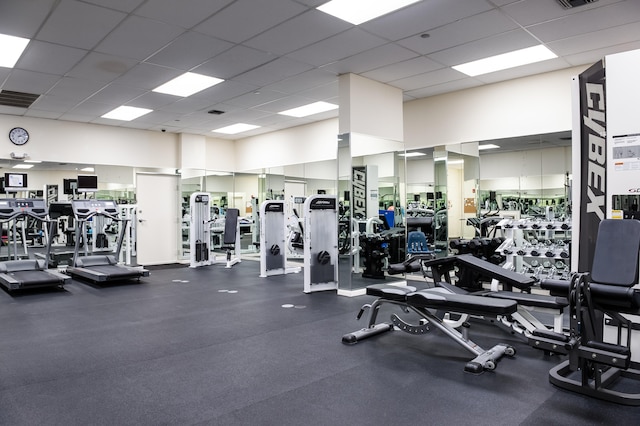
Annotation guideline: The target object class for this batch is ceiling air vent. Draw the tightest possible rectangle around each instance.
[557,0,598,9]
[0,90,40,108]
[208,109,225,115]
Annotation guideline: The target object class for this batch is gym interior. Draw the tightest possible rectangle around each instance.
[1,1,640,424]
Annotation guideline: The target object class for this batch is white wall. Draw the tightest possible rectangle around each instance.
[403,66,589,150]
[480,146,571,180]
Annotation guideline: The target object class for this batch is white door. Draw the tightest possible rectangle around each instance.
[135,173,179,265]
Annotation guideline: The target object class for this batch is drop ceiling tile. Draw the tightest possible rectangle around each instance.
[0,0,58,38]
[427,29,540,66]
[30,94,79,112]
[16,41,87,76]
[194,0,307,43]
[191,80,260,104]
[158,97,220,114]
[192,45,276,80]
[362,57,443,83]
[320,43,418,75]
[527,1,640,43]
[286,28,387,67]
[95,15,184,61]
[146,32,233,71]
[547,21,640,57]
[0,105,28,115]
[253,95,320,113]
[397,9,519,55]
[360,0,493,41]
[390,67,465,91]
[233,57,313,87]
[37,0,126,50]
[403,78,481,99]
[85,83,147,105]
[502,0,622,27]
[25,109,64,120]
[67,52,138,83]
[563,40,640,67]
[68,100,114,116]
[297,81,339,101]
[262,69,336,94]
[113,63,183,91]
[220,108,272,122]
[128,92,178,109]
[4,69,60,94]
[245,9,351,55]
[82,0,145,13]
[225,90,287,109]
[134,0,233,28]
[47,77,107,102]
[474,57,570,84]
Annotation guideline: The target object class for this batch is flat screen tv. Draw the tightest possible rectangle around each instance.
[4,172,27,191]
[77,175,98,192]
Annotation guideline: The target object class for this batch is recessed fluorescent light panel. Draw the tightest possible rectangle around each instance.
[452,45,557,77]
[153,72,223,97]
[317,0,421,25]
[212,123,260,135]
[478,144,500,151]
[0,33,30,68]
[81,167,95,172]
[278,101,338,118]
[102,106,152,121]
[399,152,426,158]
[13,164,33,169]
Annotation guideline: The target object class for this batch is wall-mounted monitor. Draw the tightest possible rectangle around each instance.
[77,175,98,192]
[63,178,78,195]
[4,172,28,192]
[426,192,435,200]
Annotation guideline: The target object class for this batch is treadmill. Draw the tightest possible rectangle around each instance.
[0,198,70,292]
[65,199,149,283]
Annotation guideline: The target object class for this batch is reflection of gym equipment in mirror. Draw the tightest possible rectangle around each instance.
[303,195,338,293]
[66,199,149,283]
[188,192,241,269]
[259,200,301,278]
[0,198,70,292]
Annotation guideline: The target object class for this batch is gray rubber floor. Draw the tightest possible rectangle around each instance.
[0,261,638,425]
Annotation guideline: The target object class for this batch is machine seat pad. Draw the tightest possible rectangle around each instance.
[0,259,46,272]
[407,290,517,316]
[488,290,568,309]
[366,284,417,301]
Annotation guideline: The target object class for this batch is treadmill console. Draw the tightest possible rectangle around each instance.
[71,200,119,219]
[0,198,48,219]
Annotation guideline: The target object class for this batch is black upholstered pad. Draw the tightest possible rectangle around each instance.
[487,290,568,309]
[591,219,640,286]
[455,254,535,290]
[407,289,517,316]
[388,261,421,275]
[366,284,417,301]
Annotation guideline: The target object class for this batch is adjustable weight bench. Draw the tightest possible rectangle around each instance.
[528,219,640,405]
[342,282,518,373]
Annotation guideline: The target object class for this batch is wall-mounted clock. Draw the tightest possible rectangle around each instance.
[9,127,29,145]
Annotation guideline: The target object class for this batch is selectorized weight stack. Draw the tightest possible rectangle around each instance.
[259,200,300,278]
[303,195,338,293]
[189,192,211,267]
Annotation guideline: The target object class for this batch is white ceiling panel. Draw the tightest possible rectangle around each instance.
[428,29,540,66]
[83,0,146,13]
[528,1,640,43]
[320,43,418,75]
[95,15,185,61]
[194,0,307,43]
[67,52,138,83]
[85,84,147,106]
[244,10,351,55]
[362,57,443,83]
[113,63,182,91]
[360,0,493,41]
[36,0,126,50]
[1,0,640,138]
[233,57,313,87]
[285,28,387,67]
[502,0,623,27]
[192,45,276,80]
[146,32,233,71]
[4,69,60,94]
[253,95,321,113]
[16,41,87,75]
[134,0,233,28]
[397,9,519,55]
[262,69,337,94]
[0,0,58,39]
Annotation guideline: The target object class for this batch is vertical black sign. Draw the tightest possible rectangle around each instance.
[578,60,606,272]
[352,166,366,220]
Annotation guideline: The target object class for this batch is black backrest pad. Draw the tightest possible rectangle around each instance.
[224,208,239,245]
[456,254,535,290]
[591,219,640,286]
